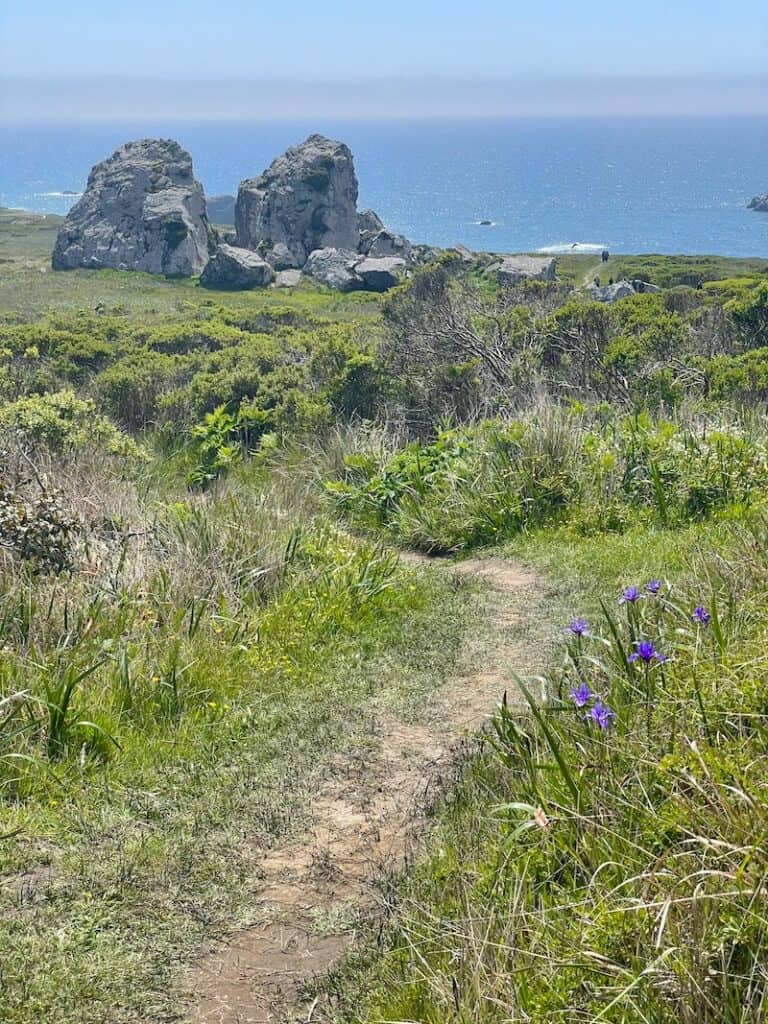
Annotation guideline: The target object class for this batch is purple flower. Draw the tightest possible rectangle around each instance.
[620,586,641,605]
[588,701,616,729]
[628,639,667,664]
[692,606,711,625]
[569,682,593,708]
[567,618,590,637]
[645,579,662,595]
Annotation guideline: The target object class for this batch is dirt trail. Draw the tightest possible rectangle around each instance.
[187,556,540,1024]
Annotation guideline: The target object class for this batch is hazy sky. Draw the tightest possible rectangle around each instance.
[1,0,766,118]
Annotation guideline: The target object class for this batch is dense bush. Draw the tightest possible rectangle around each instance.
[329,412,768,551]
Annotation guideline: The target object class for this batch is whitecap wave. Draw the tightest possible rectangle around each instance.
[35,191,83,198]
[537,242,607,254]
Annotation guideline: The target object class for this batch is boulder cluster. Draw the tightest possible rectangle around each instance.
[52,134,416,292]
[52,133,564,293]
[748,193,768,213]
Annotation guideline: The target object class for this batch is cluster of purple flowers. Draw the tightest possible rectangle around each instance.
[692,605,711,625]
[566,618,590,637]
[620,580,664,604]
[628,639,667,665]
[569,681,616,729]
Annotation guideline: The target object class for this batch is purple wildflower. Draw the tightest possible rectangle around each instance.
[628,639,667,664]
[645,579,662,595]
[567,618,590,637]
[569,682,593,708]
[620,586,641,604]
[692,606,711,626]
[588,701,616,729]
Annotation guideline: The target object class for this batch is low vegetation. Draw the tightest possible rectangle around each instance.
[1,211,767,1022]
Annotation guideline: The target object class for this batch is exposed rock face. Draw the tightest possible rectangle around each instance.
[275,269,303,288]
[206,194,236,223]
[355,256,407,292]
[748,194,768,212]
[52,139,212,276]
[304,248,407,292]
[364,229,412,262]
[357,208,385,253]
[304,248,362,291]
[235,135,359,268]
[497,255,556,285]
[199,244,275,289]
[586,279,636,303]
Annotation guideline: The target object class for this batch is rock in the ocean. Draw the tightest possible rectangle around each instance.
[206,194,237,224]
[586,279,636,303]
[748,194,768,212]
[355,256,407,292]
[497,255,556,285]
[235,135,360,268]
[52,139,212,277]
[200,244,275,289]
[305,248,362,291]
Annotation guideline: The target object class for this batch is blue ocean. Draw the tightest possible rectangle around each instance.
[1,117,766,257]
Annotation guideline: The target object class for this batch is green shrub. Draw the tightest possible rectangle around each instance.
[0,390,146,461]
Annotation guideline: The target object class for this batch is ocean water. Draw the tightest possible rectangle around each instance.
[1,117,767,257]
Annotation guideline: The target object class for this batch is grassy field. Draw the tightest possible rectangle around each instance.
[2,212,768,1023]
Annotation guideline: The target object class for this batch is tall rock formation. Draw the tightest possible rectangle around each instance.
[52,139,212,277]
[235,135,359,268]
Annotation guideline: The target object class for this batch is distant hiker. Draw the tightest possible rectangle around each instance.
[593,276,601,287]
[609,277,614,285]
[601,249,610,262]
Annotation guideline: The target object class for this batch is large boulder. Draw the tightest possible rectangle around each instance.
[52,139,212,277]
[355,256,407,292]
[497,255,556,285]
[305,248,362,291]
[357,208,386,253]
[748,193,768,212]
[364,229,412,262]
[235,135,360,268]
[586,279,636,303]
[200,244,275,289]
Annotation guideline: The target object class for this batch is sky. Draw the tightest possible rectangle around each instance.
[1,0,766,118]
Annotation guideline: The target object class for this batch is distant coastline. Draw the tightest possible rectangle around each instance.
[2,116,766,257]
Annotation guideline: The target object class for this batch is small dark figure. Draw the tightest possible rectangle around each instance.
[601,249,610,262]
[593,276,601,287]
[608,277,614,285]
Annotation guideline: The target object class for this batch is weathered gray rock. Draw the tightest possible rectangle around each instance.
[366,229,413,262]
[52,139,212,276]
[206,194,236,224]
[305,248,362,291]
[274,269,303,288]
[235,135,359,268]
[748,194,768,212]
[452,244,476,262]
[357,208,385,253]
[587,279,636,303]
[263,242,296,270]
[200,244,275,289]
[498,255,556,285]
[355,256,407,292]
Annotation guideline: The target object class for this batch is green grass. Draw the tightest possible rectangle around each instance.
[0,446,491,1023]
[331,515,768,1023]
[564,252,768,290]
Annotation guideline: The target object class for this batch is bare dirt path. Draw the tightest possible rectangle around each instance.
[186,555,543,1024]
